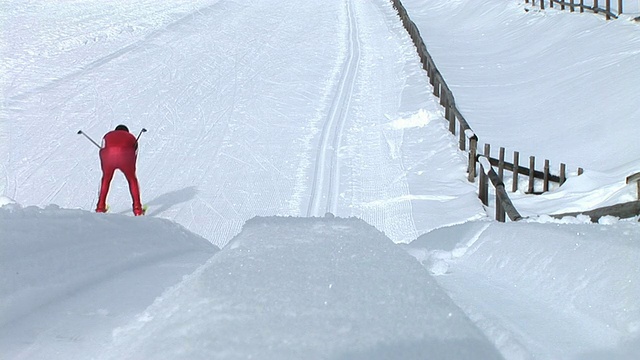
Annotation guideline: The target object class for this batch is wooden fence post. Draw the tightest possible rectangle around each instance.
[459,123,466,151]
[428,64,435,86]
[423,53,430,73]
[578,167,584,175]
[626,173,640,200]
[433,75,440,97]
[606,0,611,20]
[528,156,536,193]
[498,147,505,180]
[484,144,491,162]
[479,162,489,206]
[543,159,550,192]
[468,132,478,182]
[570,0,575,12]
[496,151,506,221]
[617,0,622,15]
[447,99,456,135]
[479,156,523,222]
[443,94,450,117]
[540,0,545,10]
[561,0,565,10]
[513,151,520,192]
[560,163,566,185]
[479,144,491,205]
[580,0,585,12]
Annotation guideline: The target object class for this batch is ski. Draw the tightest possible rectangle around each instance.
[95,204,147,216]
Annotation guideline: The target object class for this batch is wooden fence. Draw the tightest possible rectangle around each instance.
[478,156,523,221]
[391,0,640,222]
[550,200,640,221]
[481,144,583,194]
[391,0,581,222]
[525,0,628,20]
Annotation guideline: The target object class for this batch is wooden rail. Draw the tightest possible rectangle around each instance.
[476,143,581,194]
[478,156,523,222]
[547,174,640,221]
[551,201,640,221]
[391,0,579,192]
[525,0,625,20]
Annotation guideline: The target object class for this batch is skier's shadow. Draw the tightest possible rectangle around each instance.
[145,186,198,217]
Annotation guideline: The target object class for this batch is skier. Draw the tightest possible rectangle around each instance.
[95,124,144,216]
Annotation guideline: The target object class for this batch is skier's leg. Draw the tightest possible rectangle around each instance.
[96,167,115,212]
[121,162,143,215]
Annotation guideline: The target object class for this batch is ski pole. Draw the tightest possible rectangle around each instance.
[136,128,147,142]
[77,130,101,149]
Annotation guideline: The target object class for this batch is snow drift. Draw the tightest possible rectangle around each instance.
[99,216,502,360]
[406,219,640,359]
[0,204,217,359]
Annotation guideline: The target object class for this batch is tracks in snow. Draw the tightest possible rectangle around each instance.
[8,3,219,102]
[306,0,360,218]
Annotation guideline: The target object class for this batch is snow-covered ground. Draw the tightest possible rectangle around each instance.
[1,0,639,359]
[0,204,217,359]
[402,0,640,217]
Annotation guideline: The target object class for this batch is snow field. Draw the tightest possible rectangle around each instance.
[1,0,639,359]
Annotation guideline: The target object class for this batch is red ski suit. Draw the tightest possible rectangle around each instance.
[96,129,142,213]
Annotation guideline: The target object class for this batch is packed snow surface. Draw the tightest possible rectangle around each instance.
[1,0,639,359]
[99,216,503,360]
[0,204,217,359]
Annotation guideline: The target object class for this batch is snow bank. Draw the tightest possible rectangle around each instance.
[401,0,640,173]
[517,162,640,217]
[0,195,16,207]
[406,220,640,358]
[101,216,502,360]
[0,204,217,359]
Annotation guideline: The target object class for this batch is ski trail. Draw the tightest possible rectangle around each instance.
[7,2,224,102]
[307,0,360,218]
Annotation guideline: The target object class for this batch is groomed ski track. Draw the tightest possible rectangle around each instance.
[2,0,484,247]
[307,0,360,218]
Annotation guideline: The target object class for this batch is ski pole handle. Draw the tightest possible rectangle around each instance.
[136,128,147,141]
[77,130,102,149]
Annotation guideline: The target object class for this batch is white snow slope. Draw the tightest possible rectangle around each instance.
[1,0,639,359]
[0,204,217,359]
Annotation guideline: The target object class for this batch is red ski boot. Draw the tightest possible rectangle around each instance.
[133,205,146,216]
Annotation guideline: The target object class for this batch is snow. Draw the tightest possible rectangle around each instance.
[99,216,502,360]
[0,204,217,359]
[399,0,640,219]
[400,0,640,173]
[405,220,640,359]
[0,0,639,359]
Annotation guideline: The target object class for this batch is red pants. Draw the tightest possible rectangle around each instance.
[97,147,142,211]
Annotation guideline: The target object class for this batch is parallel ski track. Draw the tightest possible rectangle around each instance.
[307,0,360,218]
[8,4,219,102]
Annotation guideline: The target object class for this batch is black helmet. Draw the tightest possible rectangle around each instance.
[115,124,129,132]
